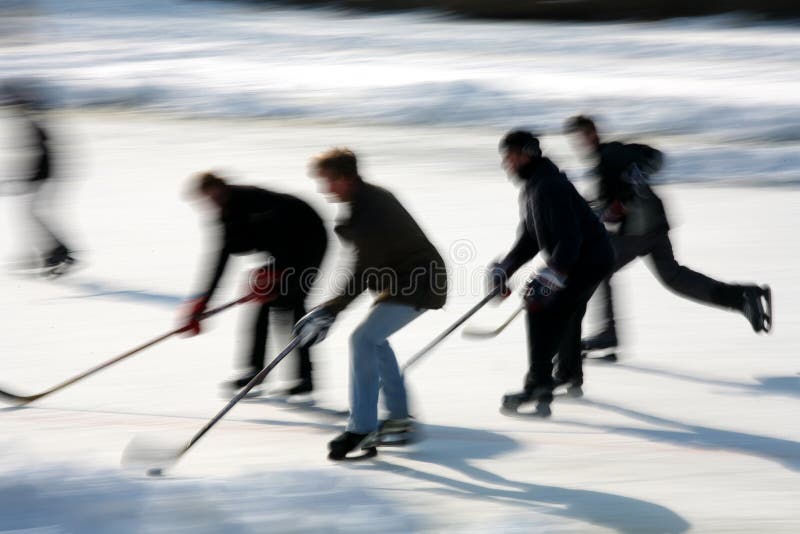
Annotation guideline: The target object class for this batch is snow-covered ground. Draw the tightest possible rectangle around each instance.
[1,1,799,532]
[3,0,800,183]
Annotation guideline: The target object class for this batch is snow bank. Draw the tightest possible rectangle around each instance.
[2,0,800,142]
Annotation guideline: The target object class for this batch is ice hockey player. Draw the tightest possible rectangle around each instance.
[4,84,75,275]
[183,171,328,396]
[490,130,614,416]
[294,148,447,460]
[563,115,772,355]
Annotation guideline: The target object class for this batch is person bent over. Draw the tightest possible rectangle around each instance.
[295,148,447,460]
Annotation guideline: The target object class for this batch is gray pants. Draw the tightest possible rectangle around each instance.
[596,230,741,336]
[27,182,71,262]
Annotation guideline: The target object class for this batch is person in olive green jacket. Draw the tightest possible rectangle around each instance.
[294,147,447,460]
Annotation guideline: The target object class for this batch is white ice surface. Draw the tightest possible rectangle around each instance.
[0,113,797,532]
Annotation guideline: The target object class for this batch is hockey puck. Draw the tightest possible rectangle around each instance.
[146,467,164,477]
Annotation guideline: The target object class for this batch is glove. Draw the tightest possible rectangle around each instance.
[601,200,626,223]
[488,262,511,299]
[180,296,209,336]
[292,307,335,347]
[522,267,566,312]
[249,265,282,303]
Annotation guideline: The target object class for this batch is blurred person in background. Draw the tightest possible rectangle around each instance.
[2,83,75,276]
[183,172,328,396]
[490,130,614,416]
[295,148,447,460]
[564,115,772,356]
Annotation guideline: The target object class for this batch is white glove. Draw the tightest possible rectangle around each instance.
[292,308,335,347]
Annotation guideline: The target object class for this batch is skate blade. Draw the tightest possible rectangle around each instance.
[43,258,80,279]
[243,387,266,399]
[582,351,618,363]
[500,403,552,418]
[328,447,377,462]
[220,385,263,399]
[553,385,583,398]
[247,388,315,406]
[8,264,65,278]
[285,393,315,406]
[362,432,416,448]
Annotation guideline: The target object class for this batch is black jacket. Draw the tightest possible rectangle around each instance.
[595,141,669,235]
[202,185,327,298]
[500,157,612,279]
[323,181,447,315]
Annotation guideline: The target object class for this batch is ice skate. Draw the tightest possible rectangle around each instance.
[361,417,418,448]
[553,376,584,398]
[742,285,772,333]
[501,387,553,417]
[328,431,376,461]
[580,330,618,362]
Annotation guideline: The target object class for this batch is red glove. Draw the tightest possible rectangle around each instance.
[601,200,627,223]
[180,297,208,336]
[249,266,282,303]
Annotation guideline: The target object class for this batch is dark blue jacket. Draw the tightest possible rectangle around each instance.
[500,157,612,278]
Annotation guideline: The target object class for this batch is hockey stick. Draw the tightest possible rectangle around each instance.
[401,288,500,373]
[462,303,524,339]
[0,293,256,405]
[124,335,302,475]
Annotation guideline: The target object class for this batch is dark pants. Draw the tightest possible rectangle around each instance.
[245,236,327,384]
[247,290,313,382]
[595,230,743,336]
[525,259,613,395]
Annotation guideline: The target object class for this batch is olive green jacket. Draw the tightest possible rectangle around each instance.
[323,181,447,314]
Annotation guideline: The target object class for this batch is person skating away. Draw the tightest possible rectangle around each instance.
[490,131,614,416]
[183,172,328,396]
[563,115,772,354]
[293,148,447,460]
[5,87,75,275]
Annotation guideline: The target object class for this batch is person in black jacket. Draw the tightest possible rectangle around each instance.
[184,172,328,395]
[490,130,614,416]
[5,87,75,275]
[564,115,772,353]
[294,148,447,460]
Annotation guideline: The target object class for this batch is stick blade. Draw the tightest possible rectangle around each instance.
[0,385,34,405]
[461,328,499,339]
[121,435,186,475]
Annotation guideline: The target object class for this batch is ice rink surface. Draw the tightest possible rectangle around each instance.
[0,114,797,533]
[0,0,799,532]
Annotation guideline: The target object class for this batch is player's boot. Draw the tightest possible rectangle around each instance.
[501,386,553,416]
[553,375,583,398]
[580,330,618,352]
[361,417,417,448]
[223,370,262,391]
[741,285,772,333]
[328,431,375,461]
[286,379,313,396]
[43,251,76,278]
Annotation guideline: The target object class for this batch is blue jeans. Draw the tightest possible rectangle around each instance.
[346,302,426,434]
